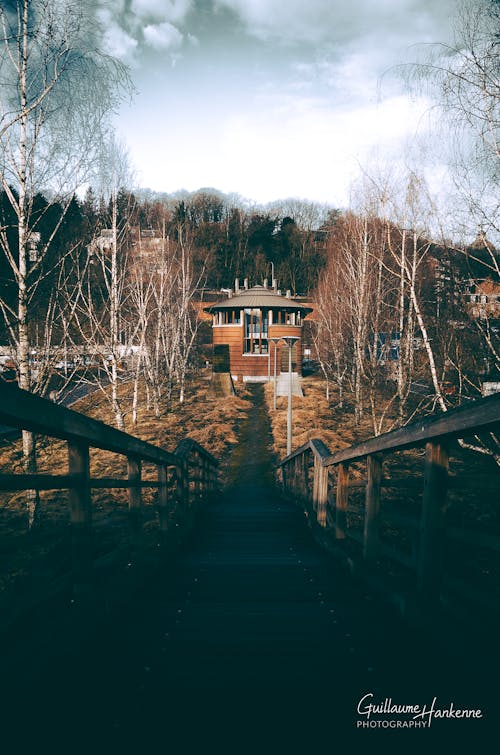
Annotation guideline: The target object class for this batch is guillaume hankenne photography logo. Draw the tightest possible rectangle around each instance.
[356,693,483,729]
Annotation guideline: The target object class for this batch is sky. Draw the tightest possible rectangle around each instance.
[98,0,459,208]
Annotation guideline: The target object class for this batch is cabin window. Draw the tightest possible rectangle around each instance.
[275,310,297,325]
[244,308,268,354]
[223,310,241,324]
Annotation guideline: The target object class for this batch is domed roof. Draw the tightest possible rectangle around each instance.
[204,285,313,314]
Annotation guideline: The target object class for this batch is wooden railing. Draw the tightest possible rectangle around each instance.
[0,382,218,606]
[279,393,500,622]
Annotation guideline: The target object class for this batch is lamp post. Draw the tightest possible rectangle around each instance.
[282,336,299,456]
[269,337,282,411]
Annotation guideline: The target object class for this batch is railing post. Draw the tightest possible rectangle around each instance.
[157,463,169,539]
[335,463,349,539]
[175,457,190,526]
[281,461,288,495]
[208,460,215,494]
[293,456,300,498]
[313,456,329,527]
[183,457,190,508]
[67,441,92,600]
[212,461,217,493]
[418,441,449,605]
[194,451,202,501]
[363,454,382,561]
[206,460,211,494]
[301,453,309,501]
[128,456,142,555]
[201,456,207,496]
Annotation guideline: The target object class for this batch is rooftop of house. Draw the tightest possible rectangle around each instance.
[476,279,500,296]
[204,282,313,314]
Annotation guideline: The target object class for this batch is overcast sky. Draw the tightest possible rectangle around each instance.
[100,0,459,207]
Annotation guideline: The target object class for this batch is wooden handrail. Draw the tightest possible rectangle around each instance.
[0,381,218,605]
[174,437,219,467]
[0,382,178,466]
[280,392,500,467]
[280,437,331,465]
[278,393,500,623]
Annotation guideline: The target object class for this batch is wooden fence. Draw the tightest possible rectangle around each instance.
[279,393,500,622]
[0,382,218,606]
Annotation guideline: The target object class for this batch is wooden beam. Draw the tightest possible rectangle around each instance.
[67,441,92,597]
[177,457,189,509]
[363,454,382,561]
[128,457,142,553]
[313,456,329,527]
[0,474,162,491]
[157,464,169,535]
[418,441,449,603]
[301,452,310,500]
[194,452,202,500]
[0,474,76,491]
[335,463,349,540]
[281,462,288,495]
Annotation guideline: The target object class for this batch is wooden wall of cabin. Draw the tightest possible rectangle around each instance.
[212,323,303,379]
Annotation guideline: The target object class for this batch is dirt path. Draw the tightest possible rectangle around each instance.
[225,383,277,488]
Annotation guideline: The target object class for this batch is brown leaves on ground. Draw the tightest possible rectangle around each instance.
[264,377,373,463]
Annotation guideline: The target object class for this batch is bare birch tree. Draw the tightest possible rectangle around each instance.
[0,0,130,524]
[400,0,499,238]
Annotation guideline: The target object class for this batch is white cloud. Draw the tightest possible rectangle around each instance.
[130,0,192,24]
[125,88,436,205]
[143,22,183,50]
[98,8,139,63]
[96,0,192,61]
[215,0,456,46]
[113,0,463,220]
[215,0,334,43]
[210,89,437,204]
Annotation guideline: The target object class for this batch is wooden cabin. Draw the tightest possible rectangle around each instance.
[204,280,313,383]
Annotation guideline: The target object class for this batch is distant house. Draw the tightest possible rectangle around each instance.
[130,227,164,255]
[464,279,500,320]
[88,229,114,255]
[204,279,312,383]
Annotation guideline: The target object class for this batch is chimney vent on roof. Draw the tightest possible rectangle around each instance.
[244,278,248,290]
[272,278,277,291]
[286,290,291,299]
[235,278,240,293]
[263,278,268,289]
